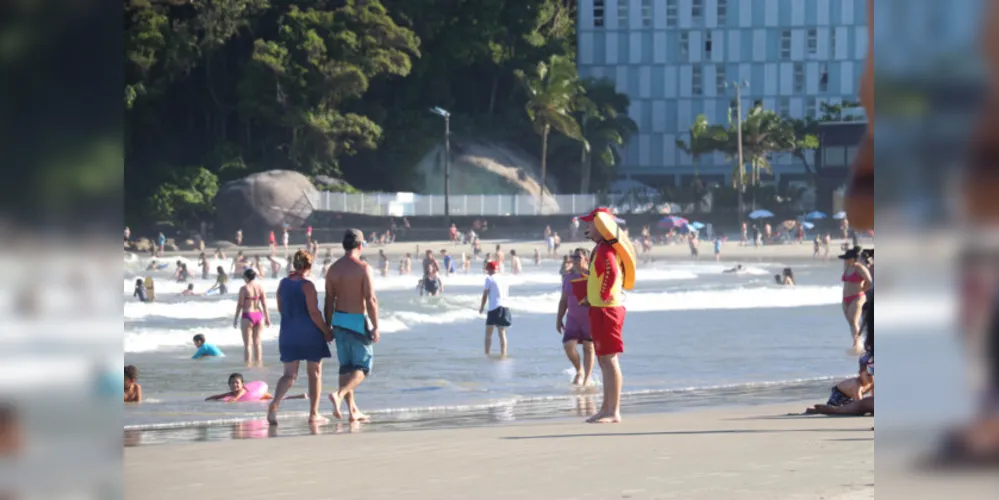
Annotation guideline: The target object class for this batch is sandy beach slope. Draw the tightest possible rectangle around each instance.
[124,402,873,500]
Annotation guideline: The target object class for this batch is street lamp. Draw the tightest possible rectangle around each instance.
[724,81,749,222]
[430,106,451,217]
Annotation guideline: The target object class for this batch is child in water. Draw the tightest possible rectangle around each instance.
[205,373,305,402]
[133,279,148,302]
[124,365,142,403]
[181,283,199,296]
[192,334,224,359]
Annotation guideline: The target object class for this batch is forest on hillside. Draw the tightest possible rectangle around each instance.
[125,0,645,227]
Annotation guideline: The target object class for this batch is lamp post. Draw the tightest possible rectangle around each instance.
[430,106,451,217]
[724,81,749,222]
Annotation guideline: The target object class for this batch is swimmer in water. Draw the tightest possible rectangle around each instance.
[723,264,744,274]
[124,365,142,403]
[234,268,271,366]
[181,283,200,296]
[205,373,304,402]
[774,267,795,286]
[174,261,190,282]
[205,266,229,295]
[198,251,210,279]
[133,279,148,302]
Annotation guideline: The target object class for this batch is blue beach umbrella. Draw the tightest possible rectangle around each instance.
[658,216,688,229]
[801,221,815,230]
[748,209,774,219]
[688,221,706,230]
[833,211,848,219]
[804,211,827,220]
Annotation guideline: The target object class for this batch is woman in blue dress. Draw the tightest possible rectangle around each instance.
[268,250,333,425]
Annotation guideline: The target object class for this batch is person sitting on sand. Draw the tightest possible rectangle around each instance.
[192,334,224,359]
[806,300,874,417]
[124,365,142,403]
[206,373,305,402]
[807,356,873,413]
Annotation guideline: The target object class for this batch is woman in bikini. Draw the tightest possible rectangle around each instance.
[839,247,872,354]
[233,268,271,366]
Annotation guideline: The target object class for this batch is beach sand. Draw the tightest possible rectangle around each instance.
[124,402,874,500]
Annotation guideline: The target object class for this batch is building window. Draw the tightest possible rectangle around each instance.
[806,97,817,119]
[642,0,652,28]
[794,62,804,92]
[717,0,727,25]
[807,29,818,57]
[830,29,837,56]
[846,145,859,165]
[618,0,628,29]
[778,97,790,116]
[705,32,713,54]
[594,0,605,27]
[679,31,689,58]
[716,64,726,93]
[823,146,846,167]
[780,30,791,60]
[692,0,703,22]
[692,65,703,96]
[819,64,829,92]
[666,0,678,27]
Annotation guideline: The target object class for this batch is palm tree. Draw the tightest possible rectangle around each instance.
[739,104,795,185]
[676,115,717,212]
[575,79,638,193]
[514,55,585,207]
[783,116,820,184]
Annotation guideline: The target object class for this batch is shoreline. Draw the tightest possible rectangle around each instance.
[125,400,874,500]
[128,236,870,266]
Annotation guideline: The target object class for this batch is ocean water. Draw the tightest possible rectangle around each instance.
[123,253,856,445]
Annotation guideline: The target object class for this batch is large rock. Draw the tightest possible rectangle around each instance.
[215,170,317,244]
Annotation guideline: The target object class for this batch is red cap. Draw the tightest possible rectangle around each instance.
[485,261,498,272]
[579,207,614,222]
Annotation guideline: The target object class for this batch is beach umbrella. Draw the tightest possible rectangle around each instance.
[802,221,815,229]
[688,221,706,230]
[657,216,688,229]
[804,211,827,220]
[833,211,848,219]
[748,209,774,219]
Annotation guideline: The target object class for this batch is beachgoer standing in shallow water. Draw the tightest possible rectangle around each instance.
[556,248,594,386]
[839,248,872,354]
[325,229,380,422]
[479,260,511,357]
[233,268,271,366]
[267,250,333,425]
[581,208,628,423]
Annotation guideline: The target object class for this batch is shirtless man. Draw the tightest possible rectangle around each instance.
[510,249,522,275]
[324,229,381,422]
[421,250,442,296]
[378,249,389,277]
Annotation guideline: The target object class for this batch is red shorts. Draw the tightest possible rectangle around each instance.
[589,306,625,356]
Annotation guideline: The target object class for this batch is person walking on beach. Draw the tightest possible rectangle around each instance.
[233,268,271,366]
[235,229,243,247]
[267,250,333,426]
[478,261,511,357]
[580,208,628,423]
[325,229,380,422]
[839,248,872,354]
[556,248,594,386]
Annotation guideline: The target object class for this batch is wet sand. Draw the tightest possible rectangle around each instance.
[124,402,874,500]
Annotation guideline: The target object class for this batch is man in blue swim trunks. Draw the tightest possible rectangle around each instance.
[324,228,381,422]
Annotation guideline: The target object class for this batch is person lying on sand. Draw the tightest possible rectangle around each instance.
[806,356,873,413]
[805,396,873,416]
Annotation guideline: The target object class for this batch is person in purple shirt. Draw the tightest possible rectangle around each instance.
[555,248,595,386]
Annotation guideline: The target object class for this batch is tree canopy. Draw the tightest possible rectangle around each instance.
[125,0,632,228]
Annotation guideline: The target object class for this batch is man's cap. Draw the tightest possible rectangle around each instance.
[579,207,614,222]
[485,261,498,272]
[343,228,364,248]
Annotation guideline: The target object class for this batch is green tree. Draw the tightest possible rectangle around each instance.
[514,54,584,205]
[675,114,716,180]
[783,116,820,184]
[573,78,637,193]
[148,167,219,227]
[712,103,794,186]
